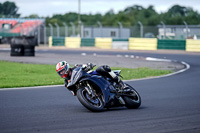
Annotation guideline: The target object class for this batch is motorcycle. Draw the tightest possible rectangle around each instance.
[67,66,141,112]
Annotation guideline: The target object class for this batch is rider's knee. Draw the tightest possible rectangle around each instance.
[96,65,111,73]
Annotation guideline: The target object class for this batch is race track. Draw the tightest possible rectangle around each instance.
[0,50,200,133]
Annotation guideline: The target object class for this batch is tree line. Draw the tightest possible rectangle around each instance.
[1,1,200,26]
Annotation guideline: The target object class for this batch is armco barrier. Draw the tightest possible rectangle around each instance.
[52,37,65,46]
[186,39,200,52]
[65,37,81,48]
[112,39,129,50]
[157,40,186,50]
[129,38,157,50]
[95,38,112,49]
[48,36,52,47]
[81,38,95,47]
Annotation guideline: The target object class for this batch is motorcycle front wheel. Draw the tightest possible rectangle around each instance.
[123,83,141,109]
[77,88,104,112]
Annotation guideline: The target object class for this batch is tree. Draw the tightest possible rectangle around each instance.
[168,5,188,17]
[0,1,20,17]
[28,14,40,18]
[45,4,200,26]
[160,5,200,25]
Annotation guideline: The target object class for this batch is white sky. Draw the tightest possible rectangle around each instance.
[1,0,200,17]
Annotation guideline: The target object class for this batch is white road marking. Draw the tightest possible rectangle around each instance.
[146,57,171,62]
[125,55,129,58]
[116,54,122,57]
[81,53,87,56]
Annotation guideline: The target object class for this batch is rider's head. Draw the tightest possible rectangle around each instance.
[56,61,71,79]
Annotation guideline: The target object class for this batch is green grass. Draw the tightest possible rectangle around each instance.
[0,61,172,88]
[113,67,172,80]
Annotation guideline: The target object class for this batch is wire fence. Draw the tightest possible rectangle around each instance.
[40,24,199,43]
[1,22,200,45]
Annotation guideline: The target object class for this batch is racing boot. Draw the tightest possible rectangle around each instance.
[108,71,129,92]
[117,78,130,92]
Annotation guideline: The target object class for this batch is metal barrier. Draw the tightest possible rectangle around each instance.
[112,39,129,50]
[95,38,112,49]
[157,40,186,50]
[48,37,200,52]
[52,37,65,46]
[81,38,95,47]
[65,37,81,48]
[129,38,157,50]
[186,39,200,52]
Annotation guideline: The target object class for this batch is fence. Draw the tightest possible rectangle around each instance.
[1,19,200,45]
[42,24,200,45]
[49,36,200,52]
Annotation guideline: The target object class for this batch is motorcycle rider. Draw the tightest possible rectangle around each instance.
[56,61,126,95]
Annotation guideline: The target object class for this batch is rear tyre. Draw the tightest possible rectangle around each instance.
[24,45,35,56]
[10,44,24,56]
[77,88,104,112]
[123,84,141,109]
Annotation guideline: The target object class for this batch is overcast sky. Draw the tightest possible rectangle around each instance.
[1,0,200,17]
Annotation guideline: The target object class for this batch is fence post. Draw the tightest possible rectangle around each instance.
[161,21,166,39]
[97,21,103,37]
[48,24,53,37]
[118,21,123,39]
[80,21,84,38]
[63,22,68,37]
[138,21,143,38]
[55,23,60,37]
[183,21,188,39]
[37,25,40,45]
[91,26,94,38]
[70,22,75,36]
[43,24,46,45]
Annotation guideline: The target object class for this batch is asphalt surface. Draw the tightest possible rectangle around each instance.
[0,49,200,133]
[0,48,184,71]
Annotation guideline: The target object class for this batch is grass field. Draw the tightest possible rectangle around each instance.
[0,61,172,88]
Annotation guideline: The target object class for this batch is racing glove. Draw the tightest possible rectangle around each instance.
[64,80,68,87]
[84,63,96,71]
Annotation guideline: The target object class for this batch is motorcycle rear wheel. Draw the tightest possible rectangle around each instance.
[123,83,141,109]
[77,88,104,112]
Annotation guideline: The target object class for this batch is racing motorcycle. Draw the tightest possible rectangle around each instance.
[67,66,141,112]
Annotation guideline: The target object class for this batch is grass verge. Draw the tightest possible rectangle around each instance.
[0,61,172,88]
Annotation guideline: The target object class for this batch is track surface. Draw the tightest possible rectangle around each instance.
[1,50,200,133]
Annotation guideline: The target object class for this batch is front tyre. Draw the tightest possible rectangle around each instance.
[77,88,104,112]
[123,84,141,109]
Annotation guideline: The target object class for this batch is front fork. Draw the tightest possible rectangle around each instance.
[84,81,96,98]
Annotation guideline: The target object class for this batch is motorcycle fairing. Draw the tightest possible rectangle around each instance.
[79,75,111,104]
[67,67,90,89]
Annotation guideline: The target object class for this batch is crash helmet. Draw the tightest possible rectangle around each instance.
[56,61,70,79]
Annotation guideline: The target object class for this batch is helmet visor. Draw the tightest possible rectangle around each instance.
[58,69,68,77]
